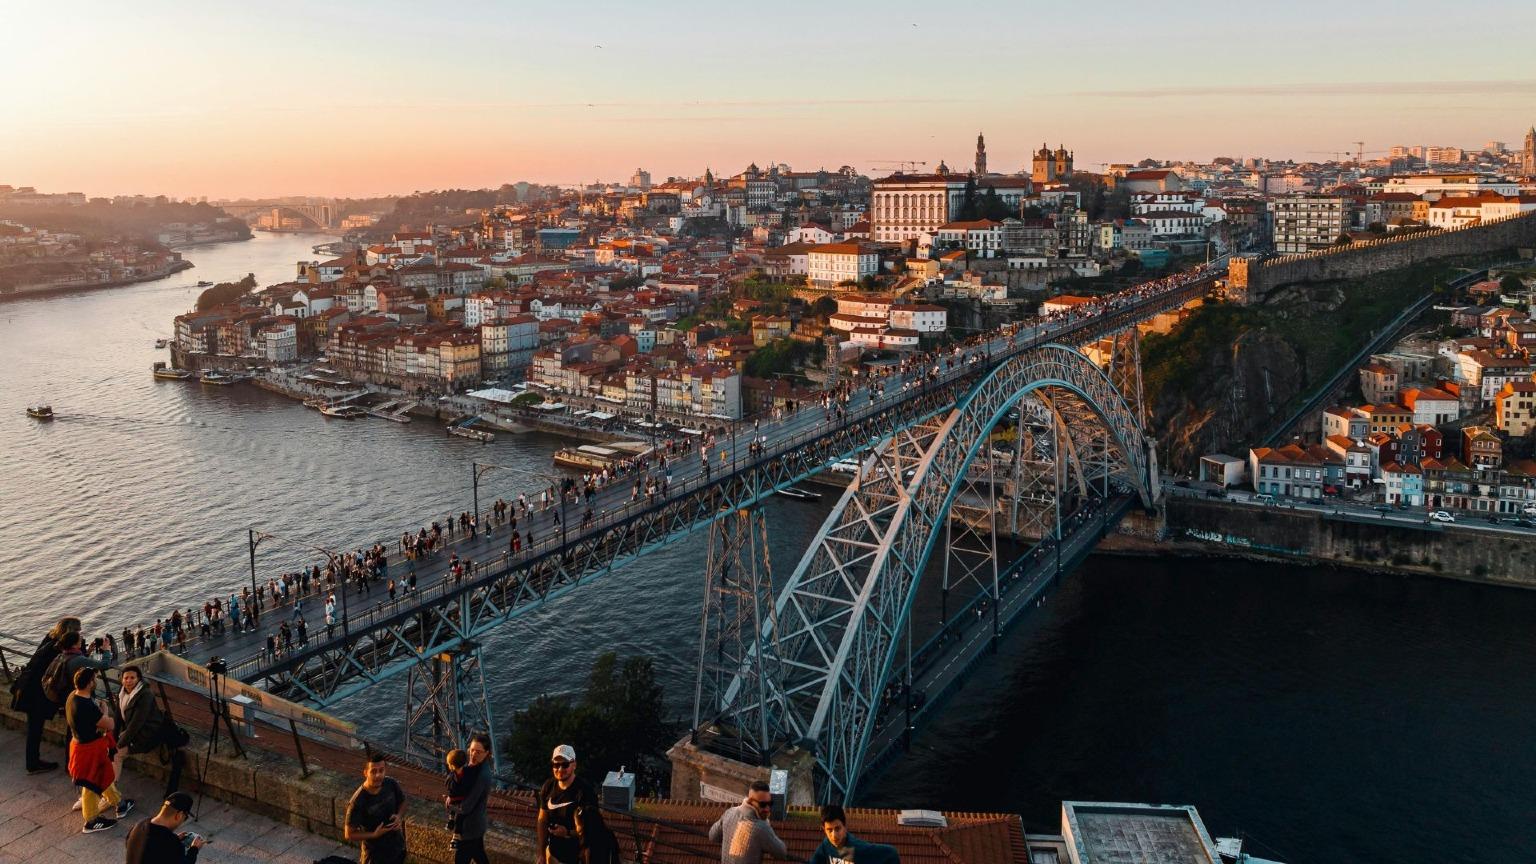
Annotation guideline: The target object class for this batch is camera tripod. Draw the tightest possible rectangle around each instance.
[192,657,245,821]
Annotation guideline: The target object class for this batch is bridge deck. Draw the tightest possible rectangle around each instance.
[144,271,1217,700]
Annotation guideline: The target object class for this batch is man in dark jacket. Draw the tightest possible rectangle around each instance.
[116,665,185,796]
[449,732,493,864]
[809,804,900,864]
[124,791,205,863]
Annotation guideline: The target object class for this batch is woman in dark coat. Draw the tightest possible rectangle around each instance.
[16,616,80,774]
[115,665,184,795]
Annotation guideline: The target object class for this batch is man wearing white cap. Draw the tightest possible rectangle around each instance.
[536,744,606,864]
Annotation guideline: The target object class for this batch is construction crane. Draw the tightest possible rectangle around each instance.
[868,160,928,174]
[1306,150,1351,162]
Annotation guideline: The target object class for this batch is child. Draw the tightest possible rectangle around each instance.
[444,748,469,851]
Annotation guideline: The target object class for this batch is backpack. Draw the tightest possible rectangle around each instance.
[41,653,74,704]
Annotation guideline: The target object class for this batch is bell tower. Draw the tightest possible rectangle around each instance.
[975,132,988,175]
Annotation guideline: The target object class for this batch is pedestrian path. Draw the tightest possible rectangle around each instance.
[0,724,351,864]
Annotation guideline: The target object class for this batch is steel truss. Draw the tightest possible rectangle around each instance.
[224,281,1196,717]
[743,344,1159,802]
[691,506,781,764]
[403,643,495,768]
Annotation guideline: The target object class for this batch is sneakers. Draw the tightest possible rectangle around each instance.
[82,817,117,834]
[25,761,58,775]
[115,799,135,819]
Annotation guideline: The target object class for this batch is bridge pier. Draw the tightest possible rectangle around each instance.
[403,642,495,770]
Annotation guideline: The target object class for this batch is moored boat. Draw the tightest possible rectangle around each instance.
[199,370,240,385]
[26,405,54,420]
[151,362,193,380]
[319,404,366,419]
[552,441,653,471]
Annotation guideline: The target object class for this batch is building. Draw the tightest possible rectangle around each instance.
[1117,170,1184,194]
[807,242,878,289]
[1525,125,1536,175]
[1494,380,1536,436]
[1358,363,1399,404]
[1250,443,1331,499]
[1323,407,1371,442]
[1268,195,1347,253]
[870,171,969,242]
[1057,801,1230,864]
[1462,425,1503,469]
[1031,143,1073,183]
[973,132,987,175]
[1399,386,1460,426]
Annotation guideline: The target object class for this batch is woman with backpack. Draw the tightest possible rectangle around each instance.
[12,616,80,774]
[115,665,187,797]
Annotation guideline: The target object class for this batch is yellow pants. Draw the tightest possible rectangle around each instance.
[81,784,121,823]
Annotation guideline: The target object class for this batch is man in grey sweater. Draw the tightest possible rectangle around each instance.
[708,781,788,864]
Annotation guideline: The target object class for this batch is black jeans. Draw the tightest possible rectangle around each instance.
[164,747,186,796]
[454,835,489,864]
[24,703,52,768]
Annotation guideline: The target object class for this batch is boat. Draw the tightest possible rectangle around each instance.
[553,441,653,471]
[199,370,240,385]
[196,280,213,287]
[775,485,822,502]
[151,362,193,380]
[448,425,494,442]
[154,338,170,349]
[319,404,367,419]
[26,405,54,420]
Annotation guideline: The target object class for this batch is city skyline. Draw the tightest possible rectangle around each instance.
[4,0,1535,199]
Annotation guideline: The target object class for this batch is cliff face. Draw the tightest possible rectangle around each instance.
[1149,328,1304,472]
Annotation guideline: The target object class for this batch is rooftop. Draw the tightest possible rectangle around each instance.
[1063,802,1222,864]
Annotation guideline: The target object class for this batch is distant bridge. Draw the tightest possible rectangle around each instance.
[219,200,335,230]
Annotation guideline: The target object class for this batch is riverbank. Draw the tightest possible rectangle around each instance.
[0,258,193,301]
[1100,495,1536,590]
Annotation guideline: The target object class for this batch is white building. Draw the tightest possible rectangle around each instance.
[870,172,969,242]
[807,242,879,288]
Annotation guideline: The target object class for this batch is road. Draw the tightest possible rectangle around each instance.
[1163,481,1536,536]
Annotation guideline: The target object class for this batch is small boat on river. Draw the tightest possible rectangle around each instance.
[320,404,366,419]
[151,362,193,380]
[199,370,241,385]
[26,405,55,420]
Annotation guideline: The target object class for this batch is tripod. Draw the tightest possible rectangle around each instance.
[192,659,245,821]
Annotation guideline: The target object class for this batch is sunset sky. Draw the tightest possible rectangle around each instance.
[4,0,1533,200]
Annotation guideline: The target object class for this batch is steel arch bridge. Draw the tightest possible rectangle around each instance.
[711,343,1158,802]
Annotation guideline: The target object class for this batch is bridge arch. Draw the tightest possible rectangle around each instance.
[758,343,1158,802]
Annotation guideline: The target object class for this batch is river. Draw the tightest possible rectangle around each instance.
[1,233,1530,862]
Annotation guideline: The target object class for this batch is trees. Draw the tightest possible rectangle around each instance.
[744,338,813,378]
[195,273,257,310]
[1500,273,1528,295]
[502,652,674,794]
[811,295,838,318]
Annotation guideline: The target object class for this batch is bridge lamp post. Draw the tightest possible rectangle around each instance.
[250,528,348,634]
[471,461,514,526]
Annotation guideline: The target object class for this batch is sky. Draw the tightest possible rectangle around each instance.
[3,0,1534,200]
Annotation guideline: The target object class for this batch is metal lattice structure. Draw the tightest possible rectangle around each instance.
[691,506,782,764]
[403,644,495,768]
[744,343,1159,802]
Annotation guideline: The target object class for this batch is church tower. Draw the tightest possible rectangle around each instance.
[975,132,988,175]
[1032,143,1056,183]
[1524,126,1536,176]
[1053,144,1073,179]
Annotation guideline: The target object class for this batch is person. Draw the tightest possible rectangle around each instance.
[116,665,186,797]
[809,804,900,864]
[67,666,133,833]
[536,744,605,864]
[707,781,786,864]
[14,616,79,774]
[447,732,493,864]
[444,748,469,850]
[124,792,205,863]
[344,753,408,864]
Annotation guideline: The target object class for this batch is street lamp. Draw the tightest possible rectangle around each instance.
[471,461,514,526]
[250,528,348,636]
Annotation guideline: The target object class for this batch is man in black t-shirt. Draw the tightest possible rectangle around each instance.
[344,754,407,864]
[537,744,610,864]
[124,792,205,863]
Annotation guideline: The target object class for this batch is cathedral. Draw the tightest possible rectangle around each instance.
[1031,143,1073,183]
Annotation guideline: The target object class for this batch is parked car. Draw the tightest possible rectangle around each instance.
[1429,511,1455,523]
[1373,505,1392,513]
[1515,518,1536,529]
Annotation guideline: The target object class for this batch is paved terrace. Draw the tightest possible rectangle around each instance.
[0,666,1031,863]
[126,265,1218,701]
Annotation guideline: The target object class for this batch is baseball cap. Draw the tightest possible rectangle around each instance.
[551,744,576,762]
[165,792,194,815]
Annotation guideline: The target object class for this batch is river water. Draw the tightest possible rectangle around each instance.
[1,233,1530,861]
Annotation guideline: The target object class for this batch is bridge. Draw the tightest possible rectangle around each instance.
[147,264,1217,802]
[218,199,336,230]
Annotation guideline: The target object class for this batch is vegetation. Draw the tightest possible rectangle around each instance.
[0,200,251,243]
[1500,273,1527,294]
[743,337,815,378]
[509,392,544,407]
[954,179,1015,221]
[501,652,674,794]
[1141,302,1261,400]
[194,274,258,310]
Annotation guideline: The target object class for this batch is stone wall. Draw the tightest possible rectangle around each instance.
[1102,497,1536,590]
[1231,211,1536,304]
